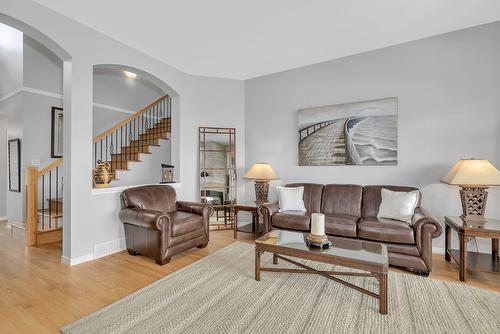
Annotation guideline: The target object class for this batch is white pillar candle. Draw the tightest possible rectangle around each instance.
[311,213,325,236]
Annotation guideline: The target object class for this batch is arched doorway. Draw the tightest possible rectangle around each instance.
[0,13,72,256]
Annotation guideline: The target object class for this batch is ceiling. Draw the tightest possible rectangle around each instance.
[33,0,500,79]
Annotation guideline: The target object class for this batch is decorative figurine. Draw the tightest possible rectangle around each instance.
[93,160,112,188]
[160,164,175,183]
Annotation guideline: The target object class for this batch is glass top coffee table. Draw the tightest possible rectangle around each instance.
[254,230,389,314]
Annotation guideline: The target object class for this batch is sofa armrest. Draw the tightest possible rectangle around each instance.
[412,207,442,239]
[119,208,170,231]
[177,201,214,218]
[411,207,442,273]
[258,201,279,232]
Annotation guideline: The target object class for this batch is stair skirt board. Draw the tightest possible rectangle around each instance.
[37,228,62,245]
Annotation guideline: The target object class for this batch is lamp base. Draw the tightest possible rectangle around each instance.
[254,181,270,204]
[459,186,488,221]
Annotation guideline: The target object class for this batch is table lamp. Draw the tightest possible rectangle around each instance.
[441,159,500,221]
[243,163,279,203]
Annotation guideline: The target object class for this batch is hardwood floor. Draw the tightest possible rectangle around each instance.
[0,223,498,334]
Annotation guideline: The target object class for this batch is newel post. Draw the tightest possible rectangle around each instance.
[26,166,38,246]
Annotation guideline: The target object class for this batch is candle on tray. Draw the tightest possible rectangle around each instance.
[311,213,325,236]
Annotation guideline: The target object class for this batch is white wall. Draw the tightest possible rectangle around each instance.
[23,34,62,93]
[245,21,500,252]
[0,0,245,263]
[1,93,22,223]
[0,117,7,217]
[93,67,164,112]
[0,22,22,96]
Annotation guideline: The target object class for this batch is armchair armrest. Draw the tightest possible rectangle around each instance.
[119,208,170,231]
[177,201,214,218]
[258,201,280,233]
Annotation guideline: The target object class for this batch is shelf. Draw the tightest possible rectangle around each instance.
[448,249,500,274]
[236,222,265,235]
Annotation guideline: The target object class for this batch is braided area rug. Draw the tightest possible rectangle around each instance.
[62,242,500,334]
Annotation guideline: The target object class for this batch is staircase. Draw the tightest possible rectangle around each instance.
[26,159,63,246]
[92,95,171,182]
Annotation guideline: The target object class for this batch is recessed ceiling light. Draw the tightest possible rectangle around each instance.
[123,70,137,79]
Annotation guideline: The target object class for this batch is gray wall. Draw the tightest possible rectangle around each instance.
[245,21,500,251]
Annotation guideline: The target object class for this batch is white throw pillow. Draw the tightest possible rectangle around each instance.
[276,186,307,212]
[377,188,419,223]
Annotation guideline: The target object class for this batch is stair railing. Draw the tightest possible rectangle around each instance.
[92,95,171,179]
[26,158,63,246]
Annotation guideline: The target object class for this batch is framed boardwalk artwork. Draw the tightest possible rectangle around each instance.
[298,97,398,166]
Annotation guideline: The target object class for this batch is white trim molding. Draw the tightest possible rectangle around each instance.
[91,182,182,195]
[0,88,23,103]
[1,87,136,115]
[61,253,94,266]
[22,86,63,99]
[93,102,135,114]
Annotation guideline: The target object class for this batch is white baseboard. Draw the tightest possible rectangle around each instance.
[432,247,445,254]
[61,237,126,266]
[94,237,127,259]
[0,216,7,221]
[61,253,94,266]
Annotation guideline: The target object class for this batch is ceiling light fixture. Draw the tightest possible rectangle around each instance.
[123,70,137,79]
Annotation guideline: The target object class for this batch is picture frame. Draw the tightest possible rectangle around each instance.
[8,138,21,192]
[298,97,398,166]
[51,106,63,158]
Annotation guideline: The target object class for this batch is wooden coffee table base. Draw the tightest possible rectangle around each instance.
[255,250,388,315]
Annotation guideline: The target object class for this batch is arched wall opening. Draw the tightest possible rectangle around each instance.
[0,13,72,256]
[92,64,180,186]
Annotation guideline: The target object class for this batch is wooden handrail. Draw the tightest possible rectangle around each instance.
[38,158,63,176]
[93,95,169,143]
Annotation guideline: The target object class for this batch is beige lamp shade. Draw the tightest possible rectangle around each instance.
[441,159,500,186]
[243,163,279,181]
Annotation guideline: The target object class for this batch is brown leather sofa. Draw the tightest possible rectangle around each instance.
[259,183,442,274]
[119,185,213,265]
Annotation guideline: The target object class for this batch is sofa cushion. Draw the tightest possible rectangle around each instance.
[324,214,359,237]
[322,184,363,217]
[377,188,419,223]
[362,185,421,218]
[358,217,415,245]
[276,186,307,212]
[286,183,324,213]
[272,211,310,231]
[170,211,204,237]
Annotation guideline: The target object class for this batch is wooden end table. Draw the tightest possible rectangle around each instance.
[233,202,265,239]
[255,230,389,314]
[444,216,500,282]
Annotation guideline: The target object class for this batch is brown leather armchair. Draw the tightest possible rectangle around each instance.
[119,185,213,265]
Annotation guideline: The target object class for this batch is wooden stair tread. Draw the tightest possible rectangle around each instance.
[37,209,63,218]
[38,226,62,233]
